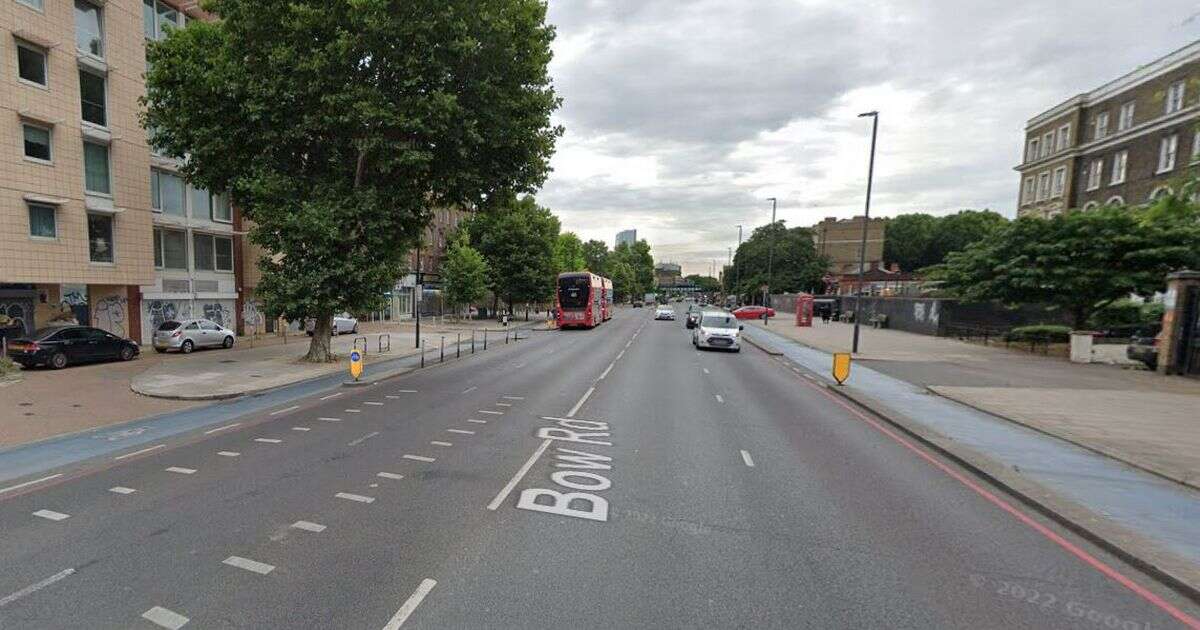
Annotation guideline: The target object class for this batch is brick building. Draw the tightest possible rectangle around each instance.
[654,262,681,287]
[1017,41,1200,217]
[810,216,885,274]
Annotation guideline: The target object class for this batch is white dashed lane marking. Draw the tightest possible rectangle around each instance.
[319,392,343,401]
[377,472,404,480]
[217,451,240,457]
[318,417,342,422]
[496,402,513,407]
[430,441,452,447]
[222,556,275,575]
[402,455,435,462]
[165,467,196,475]
[0,474,62,495]
[109,486,136,495]
[385,395,401,399]
[447,429,474,435]
[740,450,756,468]
[345,409,362,413]
[396,389,418,393]
[254,438,282,444]
[291,521,326,533]
[364,402,384,406]
[269,405,300,416]
[113,444,164,461]
[336,492,376,504]
[461,386,477,394]
[703,368,710,374]
[478,410,503,415]
[32,509,70,521]
[467,419,487,424]
[383,578,438,630]
[141,606,189,629]
[714,394,724,404]
[291,427,311,432]
[204,422,241,435]
[502,396,524,400]
[348,432,380,446]
[0,568,76,608]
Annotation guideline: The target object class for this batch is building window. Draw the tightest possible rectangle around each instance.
[16,0,43,11]
[1086,159,1102,191]
[1023,177,1035,204]
[1150,186,1173,202]
[83,141,110,194]
[1166,81,1185,115]
[1082,201,1099,212]
[1052,166,1066,197]
[1041,133,1053,158]
[151,169,186,215]
[1111,150,1127,185]
[74,0,104,58]
[153,227,187,269]
[79,70,107,127]
[188,184,211,218]
[22,124,52,162]
[193,233,234,272]
[144,0,180,41]
[87,212,114,262]
[28,203,56,238]
[1037,172,1050,201]
[1056,124,1071,151]
[1027,138,1039,162]
[1118,101,1135,130]
[1158,135,1178,173]
[1106,196,1125,206]
[1093,112,1108,140]
[211,193,233,223]
[16,42,47,86]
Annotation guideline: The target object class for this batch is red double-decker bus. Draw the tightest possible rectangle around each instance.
[557,272,612,328]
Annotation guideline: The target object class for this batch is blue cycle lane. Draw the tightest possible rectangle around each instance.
[743,325,1200,579]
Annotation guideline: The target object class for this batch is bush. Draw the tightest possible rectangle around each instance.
[1004,324,1072,344]
[0,356,18,377]
[1088,299,1165,329]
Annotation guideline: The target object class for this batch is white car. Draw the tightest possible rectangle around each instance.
[692,311,742,352]
[305,312,359,336]
[654,306,675,320]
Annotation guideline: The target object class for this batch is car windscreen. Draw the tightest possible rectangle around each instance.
[558,276,591,309]
[701,315,738,329]
[32,326,71,340]
[157,321,182,331]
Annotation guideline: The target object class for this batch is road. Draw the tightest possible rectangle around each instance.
[0,306,1197,629]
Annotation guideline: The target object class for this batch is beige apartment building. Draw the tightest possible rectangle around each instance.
[1017,40,1200,217]
[1,0,244,344]
[810,216,885,275]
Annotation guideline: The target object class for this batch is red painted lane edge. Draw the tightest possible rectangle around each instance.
[800,377,1200,630]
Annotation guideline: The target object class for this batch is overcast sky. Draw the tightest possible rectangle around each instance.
[537,0,1200,276]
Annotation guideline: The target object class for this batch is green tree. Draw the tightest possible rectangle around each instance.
[441,233,490,317]
[142,0,561,361]
[685,274,721,293]
[730,223,827,302]
[883,210,1008,272]
[461,195,560,313]
[582,239,609,275]
[927,206,1199,327]
[608,260,636,302]
[554,232,587,274]
[629,240,656,297]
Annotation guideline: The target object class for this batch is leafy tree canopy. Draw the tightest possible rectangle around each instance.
[460,195,560,307]
[685,274,721,293]
[441,232,490,315]
[883,210,1008,272]
[582,239,609,276]
[142,0,561,360]
[726,223,826,302]
[554,232,587,274]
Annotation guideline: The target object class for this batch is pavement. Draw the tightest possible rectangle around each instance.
[746,318,1200,491]
[0,305,1197,628]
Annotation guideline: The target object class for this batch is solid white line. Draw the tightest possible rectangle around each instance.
[217,451,240,457]
[204,422,241,435]
[597,363,614,380]
[740,450,755,468]
[364,402,384,406]
[566,387,595,418]
[0,474,62,495]
[624,340,632,348]
[165,467,196,475]
[502,396,525,400]
[318,417,342,422]
[345,409,362,413]
[348,431,380,446]
[703,368,710,374]
[487,439,552,511]
[142,606,188,629]
[222,556,275,575]
[291,427,311,432]
[430,441,452,447]
[467,419,487,424]
[335,492,376,504]
[319,392,343,401]
[291,520,326,532]
[254,438,282,444]
[269,405,300,416]
[616,350,626,359]
[478,410,503,415]
[382,578,437,630]
[32,509,69,521]
[377,472,404,480]
[447,429,474,435]
[461,386,477,394]
[109,486,137,494]
[0,568,75,608]
[496,402,512,407]
[402,454,435,462]
[113,444,164,461]
[714,394,724,404]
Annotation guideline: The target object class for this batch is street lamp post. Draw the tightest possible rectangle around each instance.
[852,111,879,355]
[735,225,743,305]
[765,197,777,308]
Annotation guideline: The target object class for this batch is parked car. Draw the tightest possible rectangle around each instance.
[153,319,236,354]
[685,304,703,329]
[6,325,139,369]
[1126,325,1162,370]
[693,311,743,352]
[733,305,776,320]
[632,301,644,308]
[654,306,676,320]
[304,313,360,336]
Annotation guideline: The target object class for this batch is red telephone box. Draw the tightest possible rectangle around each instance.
[795,293,814,327]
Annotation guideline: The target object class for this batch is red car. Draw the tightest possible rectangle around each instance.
[733,305,776,320]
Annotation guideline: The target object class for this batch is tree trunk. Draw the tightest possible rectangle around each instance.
[303,314,334,362]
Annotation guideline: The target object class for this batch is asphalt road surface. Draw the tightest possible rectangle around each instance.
[1,307,1198,629]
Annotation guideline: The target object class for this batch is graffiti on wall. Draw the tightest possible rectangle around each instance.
[203,302,233,328]
[912,300,942,328]
[92,295,128,338]
[147,300,191,331]
[0,301,32,336]
[242,301,264,332]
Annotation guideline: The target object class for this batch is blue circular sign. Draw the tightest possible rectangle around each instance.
[350,351,361,362]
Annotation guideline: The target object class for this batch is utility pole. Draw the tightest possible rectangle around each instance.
[852,111,879,355]
[735,225,743,306]
[765,197,777,307]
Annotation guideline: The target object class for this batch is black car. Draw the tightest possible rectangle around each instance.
[1126,325,1161,370]
[684,304,703,329]
[5,325,139,369]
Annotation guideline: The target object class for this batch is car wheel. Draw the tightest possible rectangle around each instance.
[120,346,136,361]
[732,347,741,353]
[352,324,359,334]
[181,340,194,354]
[50,352,68,369]
[223,336,235,349]
[154,347,167,354]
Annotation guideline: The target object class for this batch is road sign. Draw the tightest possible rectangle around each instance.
[832,352,851,385]
[349,350,363,381]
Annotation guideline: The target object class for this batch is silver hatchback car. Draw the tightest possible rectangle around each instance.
[153,319,236,353]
